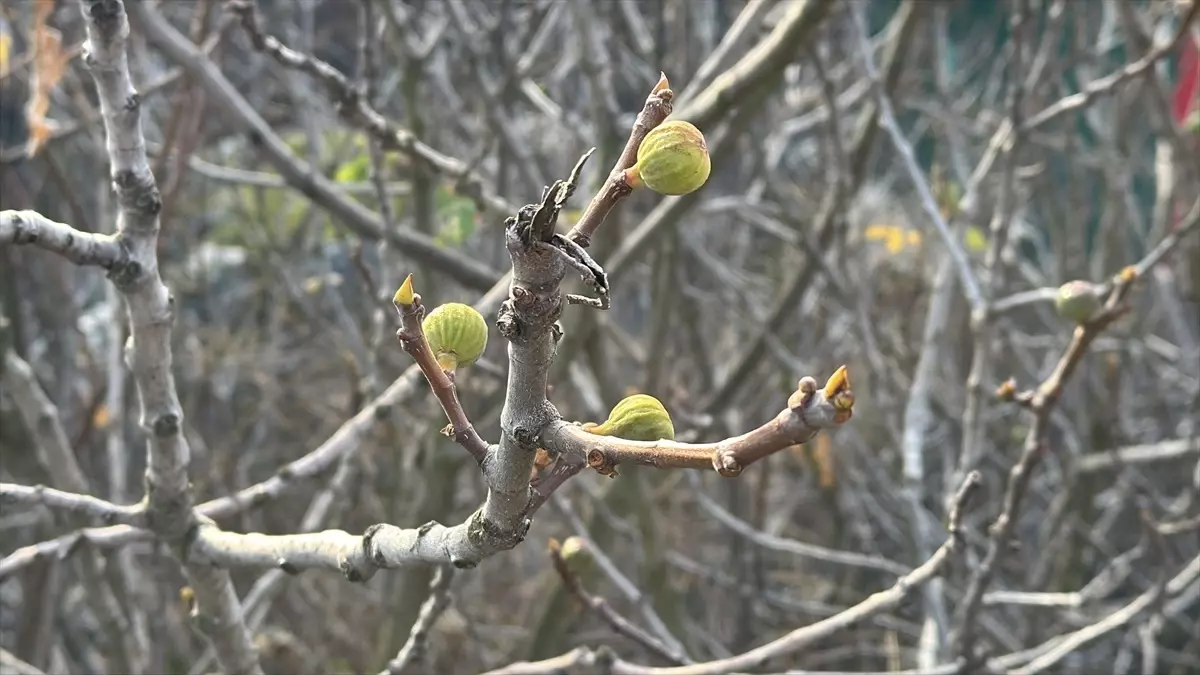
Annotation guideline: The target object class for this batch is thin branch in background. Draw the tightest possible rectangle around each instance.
[483,472,982,675]
[0,484,145,526]
[546,537,689,666]
[224,0,515,218]
[950,204,1200,664]
[380,565,456,675]
[850,3,984,310]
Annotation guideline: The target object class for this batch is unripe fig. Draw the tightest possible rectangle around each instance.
[423,302,488,371]
[552,536,595,577]
[625,120,710,196]
[582,394,675,441]
[1055,280,1101,324]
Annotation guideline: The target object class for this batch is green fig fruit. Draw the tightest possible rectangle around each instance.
[582,394,675,441]
[625,120,711,196]
[1055,280,1101,324]
[423,302,488,371]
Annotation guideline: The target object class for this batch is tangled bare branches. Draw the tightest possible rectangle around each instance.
[2,0,1199,673]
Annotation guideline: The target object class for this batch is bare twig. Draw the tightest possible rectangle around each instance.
[124,1,500,291]
[224,0,515,219]
[950,265,1163,665]
[1021,0,1200,132]
[1,350,91,492]
[483,472,982,675]
[684,472,910,576]
[380,566,456,675]
[851,4,984,310]
[0,484,145,526]
[546,538,688,666]
[0,649,48,675]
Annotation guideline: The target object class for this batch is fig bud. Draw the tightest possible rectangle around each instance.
[625,120,711,196]
[1055,280,1101,324]
[423,302,488,372]
[583,394,675,441]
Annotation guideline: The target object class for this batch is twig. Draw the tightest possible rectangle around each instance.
[952,0,1032,525]
[851,5,984,310]
[546,538,688,666]
[0,525,150,582]
[526,455,586,515]
[566,73,673,249]
[0,649,48,675]
[392,275,491,463]
[544,368,854,478]
[124,1,500,292]
[1004,554,1198,675]
[950,264,1148,666]
[552,496,689,659]
[1020,0,1200,132]
[698,1,920,415]
[483,472,982,675]
[224,0,514,219]
[0,484,145,526]
[683,472,910,576]
[1,350,91,492]
[1077,437,1200,473]
[381,566,456,675]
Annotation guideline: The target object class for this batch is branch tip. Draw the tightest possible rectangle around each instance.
[393,273,416,307]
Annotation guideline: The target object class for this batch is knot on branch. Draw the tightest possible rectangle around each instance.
[112,169,162,216]
[465,508,531,558]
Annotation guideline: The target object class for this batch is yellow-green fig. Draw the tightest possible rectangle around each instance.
[423,302,488,371]
[625,120,711,196]
[582,394,675,441]
[1055,280,1101,324]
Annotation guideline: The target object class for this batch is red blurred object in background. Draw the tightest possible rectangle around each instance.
[1170,30,1198,236]
[1170,30,1198,126]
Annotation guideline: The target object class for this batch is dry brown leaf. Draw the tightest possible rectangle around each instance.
[26,0,70,157]
[810,433,836,489]
[92,403,110,429]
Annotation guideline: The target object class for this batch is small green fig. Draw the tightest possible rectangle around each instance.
[582,393,675,441]
[423,302,488,371]
[1055,280,1101,324]
[625,120,711,196]
[551,536,596,577]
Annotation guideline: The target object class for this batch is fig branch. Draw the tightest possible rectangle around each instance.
[566,73,674,249]
[951,196,1200,666]
[539,367,855,478]
[391,274,491,463]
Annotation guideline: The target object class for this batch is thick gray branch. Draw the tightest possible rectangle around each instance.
[73,2,262,673]
[0,210,126,268]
